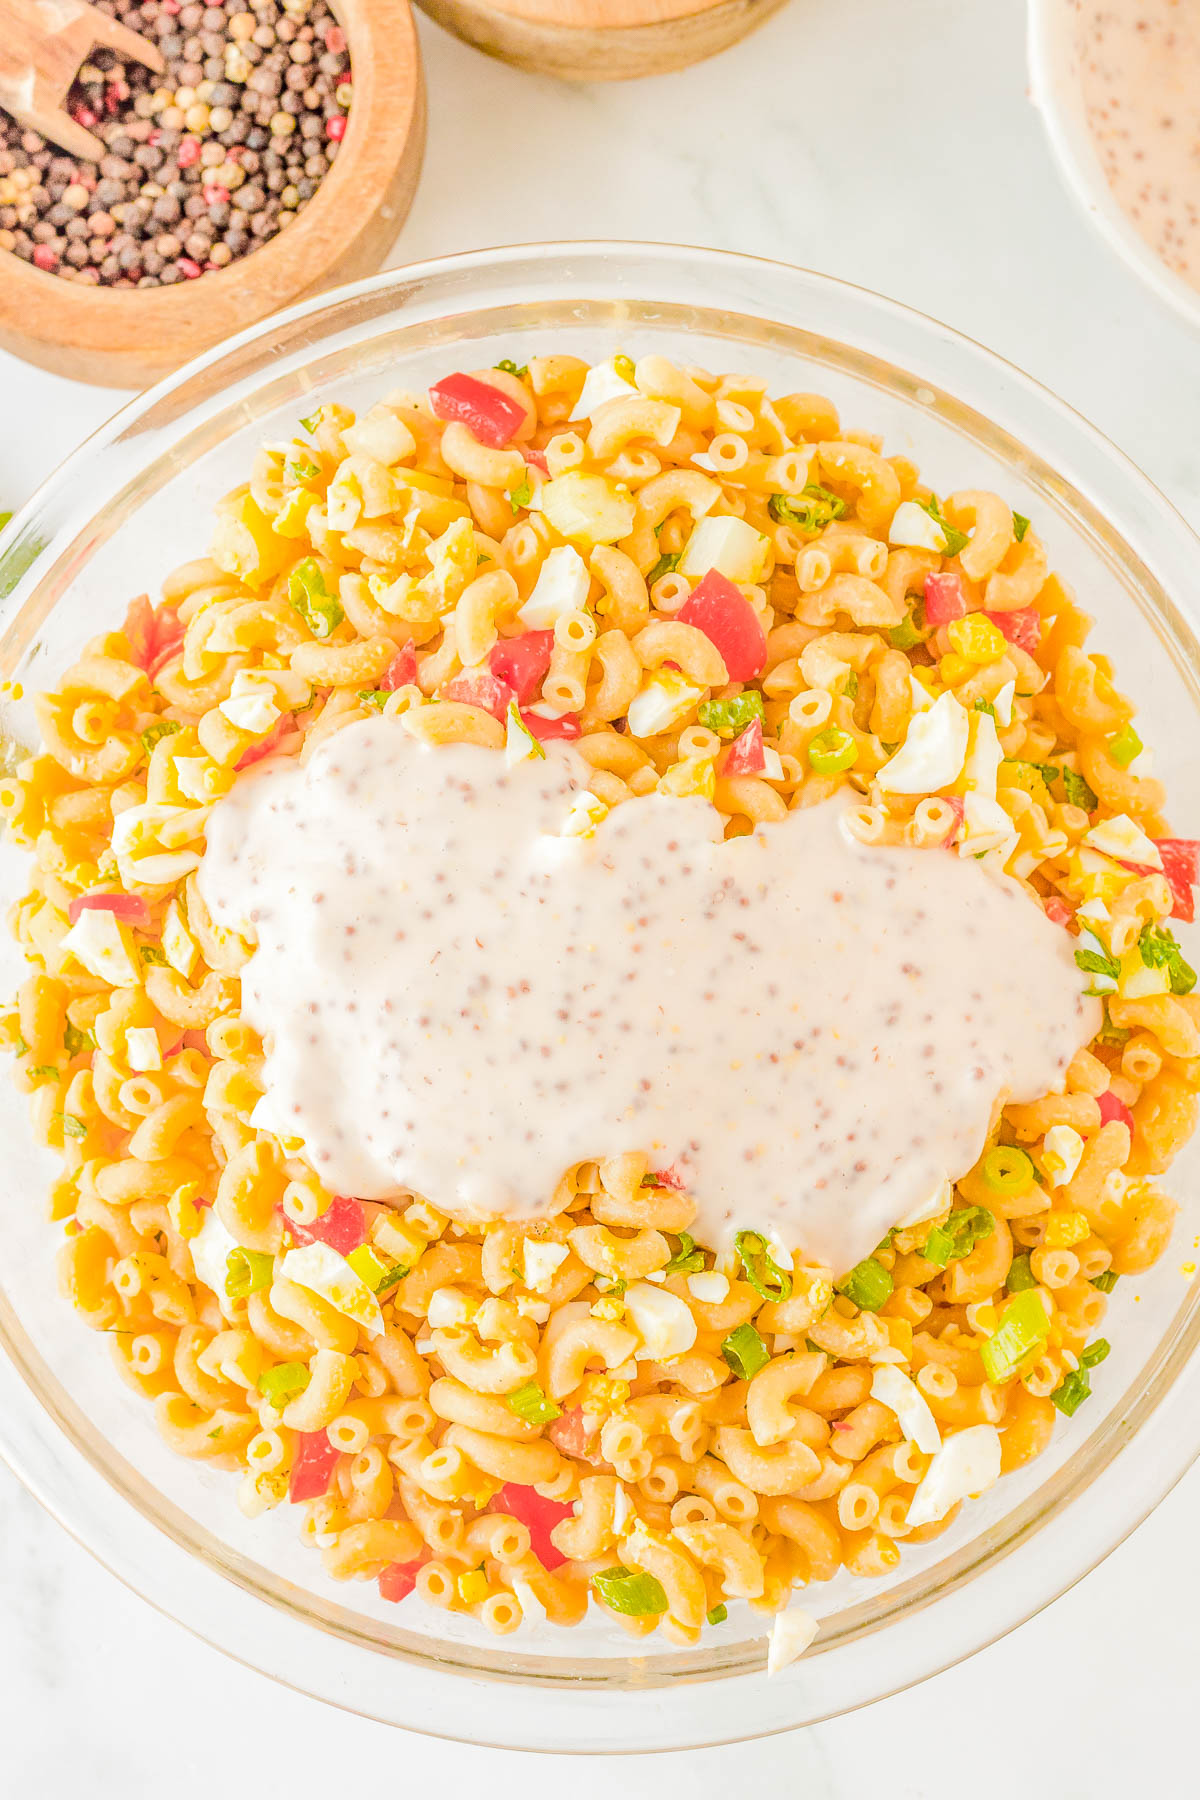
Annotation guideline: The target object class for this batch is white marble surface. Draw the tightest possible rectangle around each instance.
[1,0,1198,1791]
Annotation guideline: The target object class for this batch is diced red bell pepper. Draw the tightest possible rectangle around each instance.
[441,671,514,721]
[429,373,526,450]
[984,606,1042,654]
[181,1029,210,1054]
[378,1557,426,1603]
[922,571,967,626]
[123,595,185,675]
[487,1483,575,1570]
[676,570,766,682]
[488,630,555,704]
[1120,839,1200,923]
[524,446,549,474]
[523,710,581,741]
[1043,895,1073,927]
[723,717,765,775]
[289,1430,339,1503]
[1097,1089,1135,1132]
[649,1163,687,1191]
[546,1407,606,1467]
[67,891,151,929]
[288,1194,367,1255]
[380,640,418,691]
[235,711,296,770]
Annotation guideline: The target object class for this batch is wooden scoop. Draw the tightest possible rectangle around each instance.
[0,0,164,164]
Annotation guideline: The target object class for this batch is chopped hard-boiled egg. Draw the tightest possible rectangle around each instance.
[561,790,610,838]
[870,1364,942,1455]
[1118,943,1170,998]
[162,900,198,980]
[897,1176,953,1229]
[888,499,948,553]
[505,703,544,768]
[1042,1125,1084,1188]
[539,472,636,547]
[679,515,769,584]
[426,1285,477,1329]
[569,358,639,421]
[124,1027,162,1073]
[1083,813,1162,868]
[959,706,1003,801]
[219,671,283,736]
[658,756,716,802]
[110,801,204,886]
[61,908,142,988]
[626,670,706,739]
[624,1281,698,1362]
[517,544,592,629]
[189,1207,240,1304]
[957,791,1017,859]
[906,1424,1001,1527]
[877,691,969,794]
[687,1271,730,1304]
[342,404,414,467]
[279,1241,385,1337]
[767,1606,820,1675]
[522,1238,570,1292]
[610,1482,636,1535]
[993,680,1015,728]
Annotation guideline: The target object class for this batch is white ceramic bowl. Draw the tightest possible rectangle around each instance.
[1028,0,1200,333]
[2,243,1200,1751]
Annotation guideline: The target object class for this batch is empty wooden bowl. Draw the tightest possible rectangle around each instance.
[0,0,425,390]
[414,0,791,82]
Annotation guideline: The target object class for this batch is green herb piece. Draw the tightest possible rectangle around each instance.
[706,1604,728,1626]
[507,477,532,515]
[288,558,344,639]
[60,1115,87,1140]
[1107,724,1143,768]
[1074,942,1120,987]
[593,1565,668,1617]
[1138,923,1196,995]
[647,550,681,586]
[807,725,858,776]
[980,1289,1050,1384]
[720,1322,771,1379]
[663,1231,705,1276]
[835,1257,893,1312]
[697,690,764,739]
[357,689,388,712]
[918,496,969,558]
[974,698,996,717]
[258,1361,311,1407]
[286,457,322,484]
[225,1248,273,1300]
[922,1207,996,1268]
[140,719,182,755]
[887,607,927,651]
[63,1022,94,1058]
[28,1064,59,1082]
[1091,1270,1119,1293]
[345,1244,406,1294]
[299,409,322,434]
[613,354,636,383]
[138,945,166,966]
[1012,512,1030,543]
[494,359,528,380]
[734,1230,793,1303]
[768,485,847,534]
[1006,1253,1037,1293]
[1061,768,1098,812]
[843,670,859,701]
[505,1381,562,1426]
[981,1146,1035,1197]
[1096,1013,1131,1048]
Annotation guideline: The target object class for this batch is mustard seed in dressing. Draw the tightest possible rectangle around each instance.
[198,720,1100,1275]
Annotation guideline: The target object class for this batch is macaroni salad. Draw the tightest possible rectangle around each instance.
[3,352,1197,1664]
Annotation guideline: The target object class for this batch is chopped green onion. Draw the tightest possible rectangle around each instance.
[140,719,182,755]
[505,1380,562,1426]
[734,1230,793,1303]
[225,1248,273,1300]
[613,354,636,383]
[973,698,996,717]
[721,1322,771,1379]
[286,457,321,484]
[706,1604,728,1625]
[921,1224,955,1267]
[507,477,532,515]
[835,1257,893,1312]
[646,550,681,586]
[807,725,858,776]
[60,1114,87,1139]
[887,606,927,651]
[63,1022,94,1058]
[1050,1368,1091,1416]
[1096,1014,1131,1048]
[1138,924,1196,995]
[1012,512,1031,543]
[697,690,764,739]
[346,1244,406,1294]
[921,1206,995,1268]
[1060,768,1098,812]
[1080,1337,1110,1369]
[980,1289,1050,1383]
[0,512,11,531]
[288,558,343,639]
[138,945,166,965]
[28,1064,59,1082]
[299,409,322,434]
[1091,1270,1118,1293]
[663,1231,705,1276]
[1006,1253,1037,1293]
[768,485,846,534]
[1107,724,1143,768]
[918,496,969,558]
[357,689,389,712]
[843,670,859,701]
[258,1361,310,1406]
[494,359,528,380]
[980,1146,1035,1197]
[593,1565,668,1617]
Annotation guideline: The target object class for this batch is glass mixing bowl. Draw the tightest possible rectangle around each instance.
[1,243,1199,1752]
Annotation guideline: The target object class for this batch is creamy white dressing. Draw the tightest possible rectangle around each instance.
[198,720,1099,1274]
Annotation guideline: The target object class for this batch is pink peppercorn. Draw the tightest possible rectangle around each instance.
[162,0,181,11]
[32,245,58,271]
[72,107,98,129]
[177,139,202,168]
[202,183,230,206]
[325,25,347,52]
[326,115,347,141]
[178,257,202,279]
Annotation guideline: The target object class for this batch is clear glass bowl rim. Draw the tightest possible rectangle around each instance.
[2,240,1200,1752]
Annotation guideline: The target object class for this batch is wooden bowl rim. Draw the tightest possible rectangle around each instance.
[0,0,421,354]
[447,0,757,26]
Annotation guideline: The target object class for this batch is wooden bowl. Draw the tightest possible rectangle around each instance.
[0,0,425,390]
[413,0,791,81]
